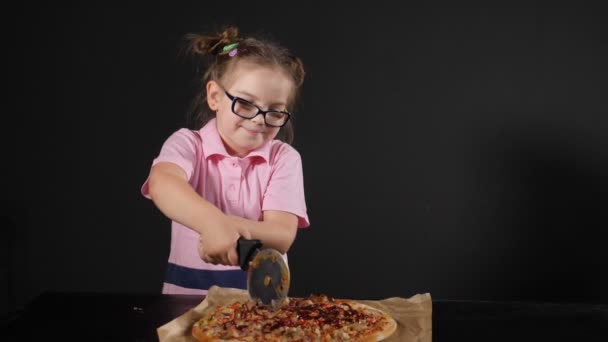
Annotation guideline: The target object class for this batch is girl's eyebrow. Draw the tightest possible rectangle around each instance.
[235,90,286,108]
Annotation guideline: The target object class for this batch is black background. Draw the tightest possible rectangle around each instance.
[3,3,607,317]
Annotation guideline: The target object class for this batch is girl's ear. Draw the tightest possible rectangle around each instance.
[206,80,221,111]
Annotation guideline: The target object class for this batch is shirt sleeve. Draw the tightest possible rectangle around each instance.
[141,128,200,199]
[262,145,310,228]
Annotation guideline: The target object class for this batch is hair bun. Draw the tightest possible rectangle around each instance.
[219,26,239,43]
[210,26,240,55]
[185,26,241,56]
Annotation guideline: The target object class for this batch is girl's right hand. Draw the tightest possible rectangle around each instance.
[198,214,251,266]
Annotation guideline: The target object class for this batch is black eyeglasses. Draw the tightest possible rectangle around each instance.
[223,89,291,127]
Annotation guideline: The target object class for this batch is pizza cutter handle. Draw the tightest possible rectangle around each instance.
[237,237,263,271]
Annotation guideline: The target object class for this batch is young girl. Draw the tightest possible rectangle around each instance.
[141,27,310,295]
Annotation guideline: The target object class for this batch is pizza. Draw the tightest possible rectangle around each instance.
[191,294,397,341]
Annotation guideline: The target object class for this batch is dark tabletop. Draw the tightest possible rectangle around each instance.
[2,292,607,341]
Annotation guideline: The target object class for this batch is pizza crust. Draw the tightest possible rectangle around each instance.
[345,301,397,341]
[191,327,220,342]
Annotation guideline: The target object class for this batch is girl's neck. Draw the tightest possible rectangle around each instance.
[223,142,249,158]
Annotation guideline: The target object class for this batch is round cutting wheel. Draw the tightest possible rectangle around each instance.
[246,249,290,307]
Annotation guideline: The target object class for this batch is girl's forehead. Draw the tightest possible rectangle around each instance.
[224,61,294,102]
[225,61,290,85]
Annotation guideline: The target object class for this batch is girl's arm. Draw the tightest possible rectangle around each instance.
[228,147,305,255]
[230,211,298,255]
[147,162,250,265]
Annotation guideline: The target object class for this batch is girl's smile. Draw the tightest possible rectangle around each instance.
[240,124,264,135]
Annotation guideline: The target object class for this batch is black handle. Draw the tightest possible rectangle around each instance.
[238,237,263,270]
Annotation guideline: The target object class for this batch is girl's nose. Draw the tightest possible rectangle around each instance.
[250,113,266,125]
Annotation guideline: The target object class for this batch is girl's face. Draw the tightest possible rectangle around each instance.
[207,62,293,157]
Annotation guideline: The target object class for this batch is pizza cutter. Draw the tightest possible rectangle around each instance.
[237,237,290,308]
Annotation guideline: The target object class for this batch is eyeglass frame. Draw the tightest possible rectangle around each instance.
[222,89,292,127]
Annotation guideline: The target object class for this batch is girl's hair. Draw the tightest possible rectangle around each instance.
[183,26,305,144]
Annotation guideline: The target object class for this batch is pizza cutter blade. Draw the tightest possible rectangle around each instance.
[238,238,290,308]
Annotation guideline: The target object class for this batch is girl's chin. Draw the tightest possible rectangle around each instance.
[237,131,264,143]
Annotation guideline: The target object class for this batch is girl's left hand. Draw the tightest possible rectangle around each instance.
[197,215,251,266]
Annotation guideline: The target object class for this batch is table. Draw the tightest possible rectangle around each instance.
[3,292,607,341]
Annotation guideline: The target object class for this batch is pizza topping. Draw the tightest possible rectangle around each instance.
[193,295,392,341]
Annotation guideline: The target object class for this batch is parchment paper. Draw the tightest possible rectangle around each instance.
[158,286,432,341]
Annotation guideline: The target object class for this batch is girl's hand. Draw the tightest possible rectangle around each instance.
[197,214,251,266]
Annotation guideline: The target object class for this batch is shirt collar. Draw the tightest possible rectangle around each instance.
[200,118,271,162]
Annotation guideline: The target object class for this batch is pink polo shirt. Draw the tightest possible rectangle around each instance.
[141,119,309,294]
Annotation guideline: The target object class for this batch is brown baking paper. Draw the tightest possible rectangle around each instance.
[158,286,432,342]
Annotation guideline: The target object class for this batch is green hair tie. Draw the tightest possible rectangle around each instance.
[222,42,239,52]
